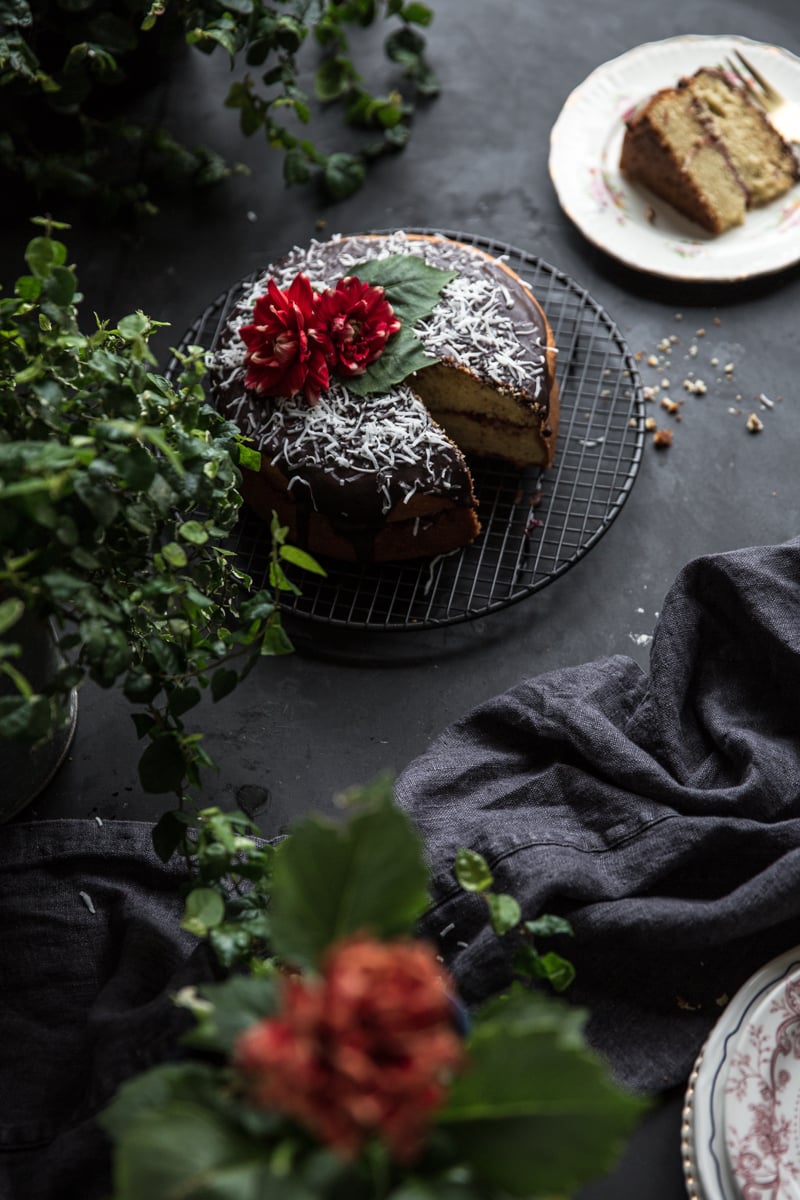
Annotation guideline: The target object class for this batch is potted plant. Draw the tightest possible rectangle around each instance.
[0,0,439,216]
[101,775,648,1199]
[0,216,324,820]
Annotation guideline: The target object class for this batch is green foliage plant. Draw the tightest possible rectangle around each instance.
[101,776,649,1200]
[0,0,439,215]
[0,218,325,806]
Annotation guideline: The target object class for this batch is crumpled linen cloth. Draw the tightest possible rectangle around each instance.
[395,537,800,1093]
[0,819,218,1200]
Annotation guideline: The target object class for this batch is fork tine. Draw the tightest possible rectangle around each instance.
[722,56,768,110]
[733,50,781,101]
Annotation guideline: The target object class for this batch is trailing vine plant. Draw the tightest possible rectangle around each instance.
[0,217,325,815]
[0,0,439,215]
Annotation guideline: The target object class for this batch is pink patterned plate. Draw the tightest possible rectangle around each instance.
[683,950,800,1200]
[724,966,800,1199]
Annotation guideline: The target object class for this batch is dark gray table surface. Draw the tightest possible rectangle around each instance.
[3,1,799,1195]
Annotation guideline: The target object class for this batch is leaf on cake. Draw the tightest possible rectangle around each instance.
[346,324,434,396]
[351,254,457,325]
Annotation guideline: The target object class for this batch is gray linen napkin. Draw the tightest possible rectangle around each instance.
[0,819,217,1200]
[396,537,800,1092]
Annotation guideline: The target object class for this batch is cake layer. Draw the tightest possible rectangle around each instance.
[620,86,748,234]
[683,68,799,206]
[620,67,799,236]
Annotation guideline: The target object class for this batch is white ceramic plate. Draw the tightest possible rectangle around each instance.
[683,948,800,1200]
[549,35,800,282]
[724,964,800,1198]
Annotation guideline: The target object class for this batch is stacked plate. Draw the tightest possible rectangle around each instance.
[683,948,800,1200]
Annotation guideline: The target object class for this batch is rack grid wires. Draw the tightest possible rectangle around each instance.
[172,229,645,632]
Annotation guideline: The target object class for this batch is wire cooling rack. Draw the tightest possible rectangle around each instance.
[173,228,645,632]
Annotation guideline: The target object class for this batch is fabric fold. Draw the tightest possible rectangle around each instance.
[395,538,800,1091]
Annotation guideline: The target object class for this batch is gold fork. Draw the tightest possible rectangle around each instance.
[724,50,800,144]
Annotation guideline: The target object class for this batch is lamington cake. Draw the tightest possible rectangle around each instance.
[620,67,799,234]
[209,232,559,563]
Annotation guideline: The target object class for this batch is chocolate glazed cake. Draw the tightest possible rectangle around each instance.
[209,232,559,563]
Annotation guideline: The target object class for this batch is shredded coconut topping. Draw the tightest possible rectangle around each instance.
[209,232,550,503]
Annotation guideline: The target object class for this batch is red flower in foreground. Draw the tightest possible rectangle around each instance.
[239,274,329,404]
[233,937,464,1161]
[314,277,401,378]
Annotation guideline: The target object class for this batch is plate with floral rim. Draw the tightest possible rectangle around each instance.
[549,34,800,283]
[723,963,800,1199]
[683,948,800,1200]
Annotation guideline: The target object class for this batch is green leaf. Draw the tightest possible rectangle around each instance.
[486,892,521,936]
[100,1061,222,1137]
[15,273,41,301]
[440,987,648,1197]
[161,541,187,568]
[524,914,574,939]
[178,519,209,545]
[260,622,295,656]
[453,848,493,893]
[314,57,350,101]
[237,443,261,472]
[182,886,226,936]
[345,324,433,397]
[43,265,77,307]
[131,713,156,740]
[402,3,433,26]
[385,24,426,65]
[103,1097,280,1200]
[151,808,194,864]
[182,973,277,1057]
[0,693,52,741]
[211,667,238,702]
[269,775,429,967]
[283,146,313,187]
[117,311,150,339]
[278,543,327,575]
[323,151,365,199]
[532,950,576,993]
[138,733,186,794]
[24,236,66,279]
[74,476,119,527]
[351,253,456,325]
[0,598,24,636]
[167,686,202,717]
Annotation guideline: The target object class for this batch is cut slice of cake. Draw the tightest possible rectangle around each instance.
[620,67,799,235]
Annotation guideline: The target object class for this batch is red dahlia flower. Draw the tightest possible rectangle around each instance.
[314,277,402,377]
[233,936,464,1161]
[239,274,329,405]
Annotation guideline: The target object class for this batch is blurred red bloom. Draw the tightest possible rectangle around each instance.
[239,274,329,405]
[314,277,401,378]
[233,936,464,1161]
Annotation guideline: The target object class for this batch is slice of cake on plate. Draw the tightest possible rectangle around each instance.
[209,232,559,563]
[620,67,799,234]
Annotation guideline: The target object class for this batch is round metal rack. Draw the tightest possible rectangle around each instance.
[172,228,645,632]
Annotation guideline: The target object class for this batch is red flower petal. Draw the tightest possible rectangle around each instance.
[239,273,329,403]
[233,937,464,1162]
[315,277,402,378]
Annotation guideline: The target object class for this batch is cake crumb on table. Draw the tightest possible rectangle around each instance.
[653,428,673,448]
[746,413,764,433]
